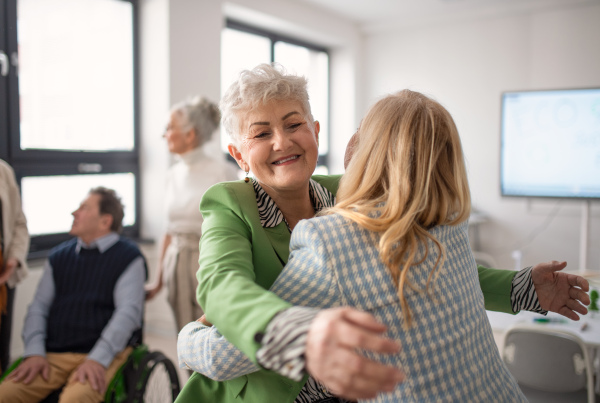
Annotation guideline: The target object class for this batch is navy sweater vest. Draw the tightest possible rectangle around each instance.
[46,237,145,353]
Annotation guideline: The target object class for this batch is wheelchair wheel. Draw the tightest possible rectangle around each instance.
[131,351,180,403]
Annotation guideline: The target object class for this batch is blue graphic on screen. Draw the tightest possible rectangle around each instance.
[500,88,600,198]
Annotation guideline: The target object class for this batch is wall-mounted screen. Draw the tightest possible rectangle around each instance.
[500,88,600,199]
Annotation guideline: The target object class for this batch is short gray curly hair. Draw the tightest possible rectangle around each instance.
[220,63,314,146]
[171,96,221,147]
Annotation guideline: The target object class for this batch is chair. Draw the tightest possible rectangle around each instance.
[502,323,595,403]
[0,344,180,403]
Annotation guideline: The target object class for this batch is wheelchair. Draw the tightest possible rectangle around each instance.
[0,343,180,403]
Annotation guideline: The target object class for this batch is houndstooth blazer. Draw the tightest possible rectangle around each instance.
[273,214,526,402]
[179,212,526,402]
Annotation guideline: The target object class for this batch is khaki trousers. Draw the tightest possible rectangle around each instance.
[0,347,132,403]
[163,233,203,332]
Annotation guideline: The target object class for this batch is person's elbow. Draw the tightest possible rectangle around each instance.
[176,324,241,381]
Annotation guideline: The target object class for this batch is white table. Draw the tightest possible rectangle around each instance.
[487,310,600,394]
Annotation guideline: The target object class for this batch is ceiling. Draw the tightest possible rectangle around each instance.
[295,0,599,32]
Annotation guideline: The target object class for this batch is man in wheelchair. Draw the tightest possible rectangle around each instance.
[0,187,147,403]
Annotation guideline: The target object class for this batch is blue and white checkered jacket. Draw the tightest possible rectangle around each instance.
[179,214,526,402]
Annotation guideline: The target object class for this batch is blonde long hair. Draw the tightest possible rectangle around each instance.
[330,90,471,325]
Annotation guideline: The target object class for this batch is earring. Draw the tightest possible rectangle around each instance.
[244,171,250,183]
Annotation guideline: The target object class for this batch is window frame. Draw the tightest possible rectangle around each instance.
[1,0,16,162]
[1,0,142,259]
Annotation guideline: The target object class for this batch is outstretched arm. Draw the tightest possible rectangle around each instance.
[478,261,590,319]
[531,260,589,320]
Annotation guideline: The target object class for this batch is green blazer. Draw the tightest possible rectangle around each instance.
[175,175,516,403]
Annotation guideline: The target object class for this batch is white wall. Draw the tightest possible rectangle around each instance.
[138,0,225,247]
[363,3,600,271]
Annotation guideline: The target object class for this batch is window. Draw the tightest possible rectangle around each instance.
[221,20,330,172]
[0,0,140,258]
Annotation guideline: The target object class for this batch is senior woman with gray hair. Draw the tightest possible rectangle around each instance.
[145,96,239,332]
[175,64,590,403]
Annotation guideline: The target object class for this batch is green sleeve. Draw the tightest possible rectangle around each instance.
[197,183,292,363]
[478,265,517,314]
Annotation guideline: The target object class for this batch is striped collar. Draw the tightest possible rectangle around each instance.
[251,178,336,232]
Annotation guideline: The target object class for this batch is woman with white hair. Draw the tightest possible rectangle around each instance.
[145,96,239,332]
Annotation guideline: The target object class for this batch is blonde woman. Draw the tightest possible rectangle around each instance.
[271,90,525,400]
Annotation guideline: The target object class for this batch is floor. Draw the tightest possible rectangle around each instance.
[142,284,192,388]
[138,243,192,387]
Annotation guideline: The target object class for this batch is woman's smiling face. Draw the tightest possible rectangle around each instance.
[228,99,319,195]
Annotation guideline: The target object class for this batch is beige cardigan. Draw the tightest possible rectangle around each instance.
[0,159,29,288]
